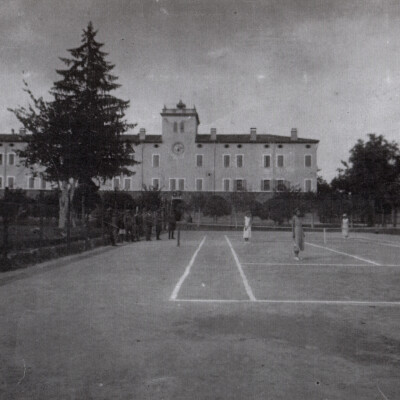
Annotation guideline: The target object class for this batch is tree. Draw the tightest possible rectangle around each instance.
[10,22,137,228]
[203,195,231,222]
[139,185,162,212]
[332,134,400,226]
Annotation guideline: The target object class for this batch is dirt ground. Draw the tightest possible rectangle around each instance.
[1,231,399,399]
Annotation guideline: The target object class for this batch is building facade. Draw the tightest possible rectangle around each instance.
[0,101,319,195]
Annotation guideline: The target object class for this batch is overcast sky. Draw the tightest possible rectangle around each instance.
[1,0,400,181]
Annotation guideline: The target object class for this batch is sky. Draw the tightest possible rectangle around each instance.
[1,0,400,182]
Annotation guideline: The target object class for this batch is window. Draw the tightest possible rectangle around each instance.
[223,154,230,168]
[113,177,120,190]
[28,176,35,189]
[223,179,230,192]
[173,122,178,133]
[236,155,243,168]
[180,121,184,133]
[170,178,176,191]
[262,179,271,191]
[277,155,284,168]
[7,176,14,189]
[196,178,203,191]
[124,178,131,191]
[276,179,285,191]
[234,179,245,191]
[196,154,203,167]
[8,153,15,165]
[152,154,160,168]
[178,178,184,191]
[0,177,2,189]
[263,155,271,168]
[305,155,312,167]
[40,178,46,190]
[152,178,160,189]
[0,153,3,165]
[305,179,312,192]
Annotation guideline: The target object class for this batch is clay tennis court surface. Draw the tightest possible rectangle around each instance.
[1,230,399,399]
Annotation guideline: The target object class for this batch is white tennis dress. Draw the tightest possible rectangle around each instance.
[243,216,252,240]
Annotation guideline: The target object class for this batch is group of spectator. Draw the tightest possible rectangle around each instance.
[105,208,177,246]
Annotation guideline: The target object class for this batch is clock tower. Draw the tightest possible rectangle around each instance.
[160,100,200,154]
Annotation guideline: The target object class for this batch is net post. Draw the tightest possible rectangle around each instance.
[177,222,180,247]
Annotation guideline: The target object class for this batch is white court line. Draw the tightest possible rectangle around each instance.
[225,235,256,301]
[353,236,400,249]
[170,236,206,300]
[306,241,381,266]
[173,298,400,307]
[243,262,400,267]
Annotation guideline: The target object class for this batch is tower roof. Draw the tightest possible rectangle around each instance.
[160,101,200,125]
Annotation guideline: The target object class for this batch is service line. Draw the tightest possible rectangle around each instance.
[306,241,381,266]
[243,262,400,267]
[174,298,400,307]
[170,236,206,301]
[224,235,256,301]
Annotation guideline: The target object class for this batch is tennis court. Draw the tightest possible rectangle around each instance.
[2,228,400,399]
[171,230,400,305]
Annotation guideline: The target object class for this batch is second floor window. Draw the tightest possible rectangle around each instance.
[113,177,120,190]
[305,179,312,192]
[196,179,203,191]
[0,177,2,189]
[173,122,178,133]
[236,155,243,168]
[178,178,184,191]
[180,121,184,133]
[152,154,160,168]
[196,154,203,167]
[277,155,284,168]
[170,178,176,191]
[264,155,271,168]
[223,155,230,168]
[0,154,3,165]
[152,178,160,189]
[8,153,15,165]
[305,155,312,167]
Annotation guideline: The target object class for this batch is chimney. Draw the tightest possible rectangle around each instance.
[291,128,298,141]
[19,127,26,136]
[210,128,217,141]
[250,127,257,141]
[139,128,146,142]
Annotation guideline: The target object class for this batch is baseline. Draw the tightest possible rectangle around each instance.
[173,298,400,307]
[224,235,256,301]
[306,241,381,266]
[170,236,206,300]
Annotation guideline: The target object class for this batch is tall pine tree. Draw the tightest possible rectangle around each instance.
[10,22,137,228]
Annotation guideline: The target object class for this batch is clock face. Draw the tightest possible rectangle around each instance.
[172,142,184,155]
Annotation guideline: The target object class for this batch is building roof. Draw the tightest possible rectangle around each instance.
[195,134,319,144]
[0,133,163,144]
[0,134,27,142]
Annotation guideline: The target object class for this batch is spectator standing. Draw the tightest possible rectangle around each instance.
[292,209,305,261]
[342,213,349,238]
[155,210,162,240]
[168,211,176,239]
[243,211,252,242]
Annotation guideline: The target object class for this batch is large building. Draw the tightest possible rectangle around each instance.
[0,101,319,195]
